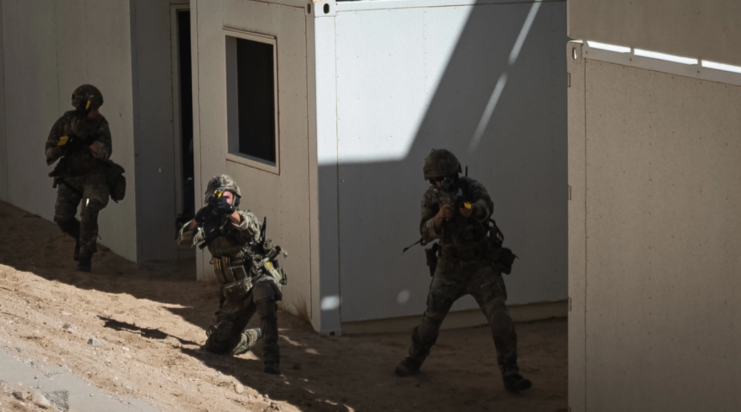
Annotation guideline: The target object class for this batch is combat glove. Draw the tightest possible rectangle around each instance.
[57,133,84,152]
[214,196,236,216]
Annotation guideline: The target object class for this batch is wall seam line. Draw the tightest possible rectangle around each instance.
[333,14,342,329]
[194,0,205,279]
[583,56,588,412]
[304,10,313,323]
[335,0,565,14]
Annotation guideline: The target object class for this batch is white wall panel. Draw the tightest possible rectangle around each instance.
[2,0,138,261]
[335,2,568,322]
[4,0,60,218]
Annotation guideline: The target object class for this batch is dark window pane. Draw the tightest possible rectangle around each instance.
[236,38,276,163]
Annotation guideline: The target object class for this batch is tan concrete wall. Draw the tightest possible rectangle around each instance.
[1,0,137,261]
[191,0,312,319]
[129,0,180,262]
[569,46,741,411]
[568,0,741,66]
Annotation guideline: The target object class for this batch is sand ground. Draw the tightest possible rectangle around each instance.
[0,201,567,412]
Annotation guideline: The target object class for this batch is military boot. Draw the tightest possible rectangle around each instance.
[231,328,262,356]
[77,257,92,273]
[394,357,423,377]
[502,372,532,393]
[73,240,81,261]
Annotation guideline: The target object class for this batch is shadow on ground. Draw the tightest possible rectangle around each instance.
[0,200,567,412]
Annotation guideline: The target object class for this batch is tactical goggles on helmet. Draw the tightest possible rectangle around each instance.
[430,173,458,185]
[73,94,95,118]
[206,188,241,208]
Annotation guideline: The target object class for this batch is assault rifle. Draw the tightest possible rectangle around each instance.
[195,191,235,250]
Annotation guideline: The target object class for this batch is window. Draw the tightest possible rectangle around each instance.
[225,31,279,173]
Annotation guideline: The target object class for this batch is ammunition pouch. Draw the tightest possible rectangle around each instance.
[486,245,517,275]
[441,247,484,261]
[211,256,250,285]
[483,218,517,275]
[221,278,253,302]
[424,243,440,277]
[262,259,287,286]
[214,256,254,301]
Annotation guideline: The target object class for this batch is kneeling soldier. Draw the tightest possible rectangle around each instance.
[178,175,287,375]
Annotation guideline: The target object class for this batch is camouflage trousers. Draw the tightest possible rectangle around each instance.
[53,172,109,260]
[205,278,281,365]
[409,255,520,377]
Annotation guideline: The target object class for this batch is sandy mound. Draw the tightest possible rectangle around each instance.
[0,201,567,411]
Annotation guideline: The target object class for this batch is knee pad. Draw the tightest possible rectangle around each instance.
[82,199,105,217]
[426,295,453,324]
[488,298,512,335]
[253,282,276,306]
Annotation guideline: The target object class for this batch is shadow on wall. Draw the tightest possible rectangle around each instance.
[323,0,568,323]
[0,2,567,409]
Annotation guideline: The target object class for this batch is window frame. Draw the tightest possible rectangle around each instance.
[223,28,281,175]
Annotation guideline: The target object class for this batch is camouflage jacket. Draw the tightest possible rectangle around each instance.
[419,177,494,250]
[45,111,112,176]
[178,210,262,258]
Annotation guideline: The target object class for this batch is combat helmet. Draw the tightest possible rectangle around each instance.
[423,149,462,180]
[205,174,242,206]
[71,84,104,112]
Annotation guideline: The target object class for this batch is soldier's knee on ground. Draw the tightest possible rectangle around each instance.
[203,320,239,354]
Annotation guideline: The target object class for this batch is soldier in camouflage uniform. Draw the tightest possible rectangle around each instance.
[178,175,285,375]
[395,149,532,393]
[45,85,112,273]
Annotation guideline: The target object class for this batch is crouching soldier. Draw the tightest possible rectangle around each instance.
[178,175,287,375]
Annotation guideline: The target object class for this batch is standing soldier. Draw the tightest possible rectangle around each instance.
[178,175,287,375]
[45,85,112,273]
[395,149,532,393]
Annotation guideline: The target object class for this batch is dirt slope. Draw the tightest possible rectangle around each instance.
[0,201,567,412]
